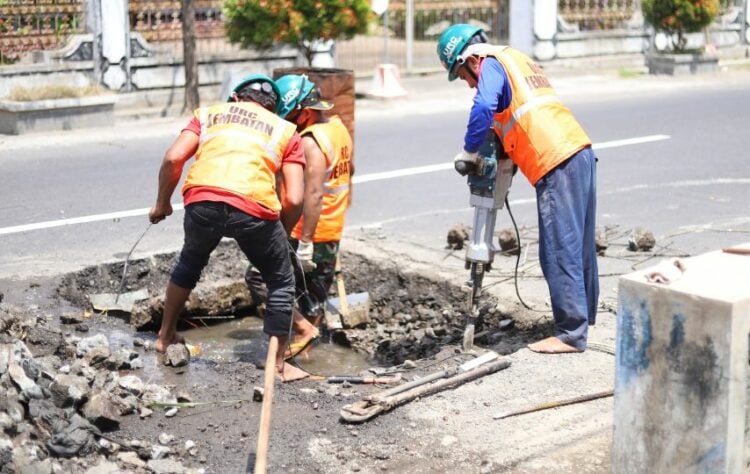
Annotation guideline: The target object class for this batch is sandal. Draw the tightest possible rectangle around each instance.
[283,331,320,360]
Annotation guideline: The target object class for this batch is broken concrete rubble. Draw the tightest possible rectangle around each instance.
[628,227,656,251]
[0,306,200,473]
[446,223,470,250]
[165,343,190,367]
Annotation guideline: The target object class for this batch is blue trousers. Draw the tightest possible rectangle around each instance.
[535,147,599,350]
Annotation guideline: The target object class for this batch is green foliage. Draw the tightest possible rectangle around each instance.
[224,0,371,65]
[642,0,719,51]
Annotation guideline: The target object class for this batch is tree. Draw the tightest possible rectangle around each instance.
[223,0,371,66]
[182,0,200,112]
[642,0,720,51]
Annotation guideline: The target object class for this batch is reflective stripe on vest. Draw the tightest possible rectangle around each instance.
[480,47,591,186]
[183,102,296,212]
[291,116,353,243]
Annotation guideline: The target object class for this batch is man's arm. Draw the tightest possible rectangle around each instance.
[464,58,509,153]
[149,131,199,223]
[299,136,327,242]
[280,163,304,234]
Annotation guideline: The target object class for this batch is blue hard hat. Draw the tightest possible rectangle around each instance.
[275,74,333,119]
[437,23,485,81]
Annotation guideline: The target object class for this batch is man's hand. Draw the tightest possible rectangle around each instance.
[149,202,173,224]
[296,240,316,272]
[453,150,481,176]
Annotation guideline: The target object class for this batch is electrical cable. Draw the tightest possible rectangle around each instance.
[504,196,547,313]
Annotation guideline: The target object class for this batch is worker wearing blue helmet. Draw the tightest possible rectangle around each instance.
[149,73,310,381]
[246,74,353,361]
[438,24,599,354]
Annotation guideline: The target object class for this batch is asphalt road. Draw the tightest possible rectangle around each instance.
[1,72,749,279]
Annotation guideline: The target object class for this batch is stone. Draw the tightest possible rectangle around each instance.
[165,344,189,367]
[60,313,84,325]
[150,444,171,460]
[84,346,111,366]
[83,458,120,474]
[128,357,144,369]
[141,384,174,405]
[8,362,43,400]
[83,391,120,430]
[165,407,178,418]
[46,414,96,458]
[139,407,154,419]
[628,227,655,252]
[184,440,196,451]
[158,432,174,445]
[595,227,608,256]
[176,390,192,403]
[0,344,9,375]
[253,387,264,402]
[49,374,90,408]
[105,349,133,370]
[497,228,519,255]
[118,375,144,396]
[0,438,12,467]
[446,223,469,250]
[76,334,109,358]
[146,458,186,474]
[117,451,146,469]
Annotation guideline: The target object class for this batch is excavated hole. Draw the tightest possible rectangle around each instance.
[58,241,552,366]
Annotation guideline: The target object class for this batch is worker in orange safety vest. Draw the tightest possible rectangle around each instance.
[438,24,599,354]
[149,74,310,382]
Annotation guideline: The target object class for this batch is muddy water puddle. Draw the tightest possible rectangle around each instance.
[180,316,372,376]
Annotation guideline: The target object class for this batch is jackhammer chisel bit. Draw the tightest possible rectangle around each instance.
[461,132,514,352]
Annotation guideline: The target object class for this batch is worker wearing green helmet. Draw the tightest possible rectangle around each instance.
[437,24,600,354]
[150,73,310,382]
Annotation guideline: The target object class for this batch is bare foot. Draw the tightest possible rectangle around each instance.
[155,332,185,353]
[527,337,582,354]
[276,362,310,383]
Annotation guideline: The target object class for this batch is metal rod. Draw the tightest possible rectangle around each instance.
[493,389,614,420]
[114,222,152,303]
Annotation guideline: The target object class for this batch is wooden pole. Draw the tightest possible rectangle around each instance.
[254,335,279,474]
[181,0,200,112]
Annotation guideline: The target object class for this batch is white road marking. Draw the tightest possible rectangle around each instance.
[0,134,672,236]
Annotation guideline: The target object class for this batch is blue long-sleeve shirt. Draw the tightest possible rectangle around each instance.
[463,57,512,153]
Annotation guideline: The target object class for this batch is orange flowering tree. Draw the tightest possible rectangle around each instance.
[642,0,720,51]
[224,0,371,65]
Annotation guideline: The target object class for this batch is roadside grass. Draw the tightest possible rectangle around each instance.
[617,68,642,79]
[6,85,103,101]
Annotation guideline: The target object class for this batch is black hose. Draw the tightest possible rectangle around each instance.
[504,196,546,312]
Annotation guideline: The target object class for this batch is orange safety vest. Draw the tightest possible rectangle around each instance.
[182,102,297,212]
[291,116,353,243]
[480,47,591,186]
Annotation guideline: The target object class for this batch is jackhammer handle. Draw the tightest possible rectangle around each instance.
[454,161,475,176]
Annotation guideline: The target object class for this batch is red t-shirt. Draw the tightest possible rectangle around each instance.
[181,117,305,220]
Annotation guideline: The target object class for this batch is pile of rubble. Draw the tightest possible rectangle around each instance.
[0,304,202,473]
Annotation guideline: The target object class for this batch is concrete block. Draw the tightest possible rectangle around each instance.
[613,245,750,473]
[0,95,116,135]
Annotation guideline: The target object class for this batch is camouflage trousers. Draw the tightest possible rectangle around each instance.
[245,239,340,319]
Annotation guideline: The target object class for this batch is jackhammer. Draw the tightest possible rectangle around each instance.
[457,131,515,351]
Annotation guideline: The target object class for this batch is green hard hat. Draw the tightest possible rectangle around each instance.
[437,23,484,81]
[275,74,333,119]
[228,73,281,111]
